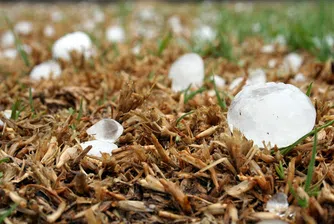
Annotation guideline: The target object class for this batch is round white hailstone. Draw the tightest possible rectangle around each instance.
[80,140,118,156]
[283,53,303,73]
[265,192,289,216]
[211,75,226,87]
[86,119,123,142]
[82,20,96,32]
[44,25,55,37]
[294,73,306,83]
[252,23,261,33]
[106,25,125,43]
[227,82,316,148]
[1,48,17,59]
[0,110,12,126]
[168,53,204,92]
[132,44,141,55]
[1,31,15,47]
[93,10,105,23]
[325,35,334,47]
[52,31,93,61]
[51,11,63,22]
[193,25,216,42]
[138,7,156,21]
[168,16,183,35]
[249,68,266,85]
[274,34,287,46]
[30,60,62,81]
[14,21,33,35]
[268,59,277,68]
[261,44,275,54]
[229,77,243,91]
[257,220,287,224]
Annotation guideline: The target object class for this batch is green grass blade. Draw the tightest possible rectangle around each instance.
[3,14,30,67]
[304,128,318,193]
[306,82,313,97]
[77,99,83,121]
[213,76,227,110]
[157,32,172,56]
[279,119,334,155]
[0,204,17,223]
[184,86,207,104]
[176,110,194,126]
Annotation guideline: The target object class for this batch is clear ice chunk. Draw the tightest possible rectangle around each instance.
[80,140,118,156]
[227,82,316,147]
[265,192,289,216]
[86,119,123,143]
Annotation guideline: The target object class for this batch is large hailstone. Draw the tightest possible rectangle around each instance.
[227,82,316,148]
[168,53,204,91]
[30,60,62,81]
[106,25,125,43]
[52,31,93,61]
[80,119,123,156]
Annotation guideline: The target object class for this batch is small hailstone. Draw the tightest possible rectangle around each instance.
[257,220,288,224]
[227,82,316,147]
[81,140,118,157]
[252,23,261,33]
[268,59,277,68]
[106,25,125,43]
[86,119,124,142]
[81,119,123,156]
[294,73,306,83]
[211,75,226,87]
[168,16,183,35]
[229,77,243,91]
[51,11,63,22]
[1,31,15,47]
[82,20,96,32]
[265,192,289,216]
[44,25,55,37]
[52,31,93,61]
[283,53,303,73]
[132,44,141,55]
[1,48,17,59]
[229,69,266,91]
[138,7,156,21]
[168,53,204,91]
[29,60,62,81]
[261,44,275,54]
[274,35,287,46]
[249,68,266,85]
[93,9,105,23]
[193,25,216,42]
[0,110,12,127]
[14,21,33,35]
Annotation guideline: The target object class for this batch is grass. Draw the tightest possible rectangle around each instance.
[275,161,285,180]
[304,128,318,194]
[279,119,334,155]
[212,76,227,110]
[183,85,207,104]
[306,82,313,97]
[10,100,25,121]
[3,14,31,67]
[157,32,172,56]
[0,204,17,223]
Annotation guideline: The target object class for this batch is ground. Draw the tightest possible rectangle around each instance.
[0,2,334,224]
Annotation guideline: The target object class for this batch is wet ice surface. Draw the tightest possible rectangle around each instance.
[52,31,93,61]
[168,53,204,91]
[265,192,289,216]
[81,119,124,157]
[86,119,124,142]
[227,82,316,147]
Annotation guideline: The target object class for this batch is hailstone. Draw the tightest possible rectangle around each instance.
[227,82,316,147]
[283,53,303,73]
[1,31,15,47]
[0,110,12,127]
[30,60,62,81]
[106,25,125,43]
[52,31,93,61]
[168,53,204,91]
[14,21,33,35]
[81,119,123,157]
